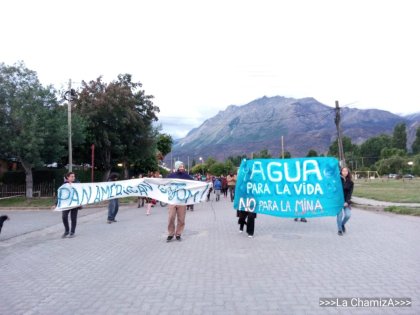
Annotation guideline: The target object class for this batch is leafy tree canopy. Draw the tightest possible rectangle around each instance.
[75,74,159,178]
[0,61,86,196]
[392,122,407,152]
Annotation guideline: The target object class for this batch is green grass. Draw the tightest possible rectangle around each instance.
[0,196,55,207]
[354,178,420,203]
[384,206,420,216]
[0,196,138,208]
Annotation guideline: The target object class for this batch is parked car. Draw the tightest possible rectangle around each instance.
[403,174,415,179]
[388,174,402,179]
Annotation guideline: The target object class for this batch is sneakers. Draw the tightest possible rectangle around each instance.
[239,230,243,233]
[166,235,174,242]
[248,235,253,238]
[61,232,69,238]
[338,231,343,236]
[176,235,182,241]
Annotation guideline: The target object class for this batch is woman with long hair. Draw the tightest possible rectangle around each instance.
[337,167,354,236]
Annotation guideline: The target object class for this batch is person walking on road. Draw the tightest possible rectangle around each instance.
[59,172,81,238]
[227,172,237,202]
[221,175,228,198]
[237,210,257,238]
[165,161,194,242]
[107,173,120,223]
[137,174,145,208]
[214,177,222,201]
[337,167,354,236]
[145,171,156,216]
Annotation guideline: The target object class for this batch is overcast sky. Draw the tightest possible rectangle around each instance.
[2,0,419,138]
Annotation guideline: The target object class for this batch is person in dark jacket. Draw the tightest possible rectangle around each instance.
[337,167,354,236]
[165,161,194,242]
[237,211,257,238]
[107,173,119,223]
[60,172,81,238]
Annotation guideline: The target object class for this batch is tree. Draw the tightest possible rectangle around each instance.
[0,62,86,197]
[283,151,292,159]
[380,147,406,159]
[392,122,407,152]
[226,155,247,167]
[375,156,406,175]
[306,149,318,157]
[412,126,420,154]
[412,154,420,176]
[253,149,272,159]
[359,134,392,167]
[157,133,173,159]
[75,74,159,179]
[223,160,236,174]
[204,157,217,169]
[209,162,227,176]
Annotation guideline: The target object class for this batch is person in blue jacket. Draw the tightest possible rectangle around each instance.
[213,177,222,201]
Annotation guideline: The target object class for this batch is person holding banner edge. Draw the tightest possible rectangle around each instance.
[58,172,81,238]
[237,210,257,238]
[337,167,354,236]
[107,173,119,223]
[165,160,195,242]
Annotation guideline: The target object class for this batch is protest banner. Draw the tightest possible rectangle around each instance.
[55,178,211,211]
[233,157,344,218]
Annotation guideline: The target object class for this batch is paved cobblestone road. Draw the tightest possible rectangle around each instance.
[1,197,419,315]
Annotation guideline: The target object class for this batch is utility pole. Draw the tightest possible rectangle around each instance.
[281,136,285,159]
[91,144,95,182]
[67,79,73,172]
[335,100,346,167]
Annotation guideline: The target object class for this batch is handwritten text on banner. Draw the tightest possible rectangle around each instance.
[55,178,211,211]
[233,157,344,218]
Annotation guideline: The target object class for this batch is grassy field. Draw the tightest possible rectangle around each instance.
[0,196,138,208]
[354,178,420,203]
[384,206,420,216]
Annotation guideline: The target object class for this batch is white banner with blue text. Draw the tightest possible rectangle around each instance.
[55,178,211,211]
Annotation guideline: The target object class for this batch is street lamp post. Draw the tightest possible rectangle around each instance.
[64,79,77,172]
[199,157,204,175]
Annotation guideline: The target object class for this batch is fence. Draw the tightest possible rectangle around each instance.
[0,182,55,198]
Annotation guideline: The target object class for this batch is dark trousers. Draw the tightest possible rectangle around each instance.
[238,211,256,236]
[229,186,235,201]
[62,208,79,233]
[222,188,228,197]
[108,199,119,220]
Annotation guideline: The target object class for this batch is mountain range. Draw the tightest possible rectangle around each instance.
[168,96,420,162]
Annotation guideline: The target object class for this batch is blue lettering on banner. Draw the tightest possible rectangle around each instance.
[55,178,211,211]
[158,183,211,204]
[233,157,344,218]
